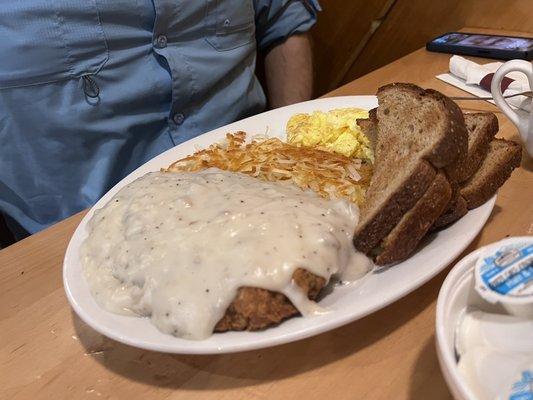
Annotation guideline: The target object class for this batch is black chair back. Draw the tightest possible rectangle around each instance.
[0,214,15,249]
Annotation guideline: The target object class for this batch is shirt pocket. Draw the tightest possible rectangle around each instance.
[0,0,109,89]
[205,0,255,51]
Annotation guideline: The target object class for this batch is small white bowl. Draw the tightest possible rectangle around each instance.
[435,246,505,400]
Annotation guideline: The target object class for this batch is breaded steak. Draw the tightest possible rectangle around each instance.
[215,268,326,332]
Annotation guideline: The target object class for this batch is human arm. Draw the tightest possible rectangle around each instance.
[264,32,313,108]
[254,0,320,108]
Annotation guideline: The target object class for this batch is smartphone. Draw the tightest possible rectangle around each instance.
[426,32,533,61]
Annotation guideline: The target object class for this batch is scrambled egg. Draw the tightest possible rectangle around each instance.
[286,108,373,161]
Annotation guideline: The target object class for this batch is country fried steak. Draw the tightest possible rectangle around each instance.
[167,132,367,333]
[215,268,326,332]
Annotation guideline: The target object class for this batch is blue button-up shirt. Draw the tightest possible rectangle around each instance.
[0,0,318,237]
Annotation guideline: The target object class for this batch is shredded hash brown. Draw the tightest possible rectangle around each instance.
[165,132,372,205]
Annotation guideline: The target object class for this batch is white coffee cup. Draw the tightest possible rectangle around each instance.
[491,59,533,158]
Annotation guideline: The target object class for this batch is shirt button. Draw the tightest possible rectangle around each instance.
[154,34,167,49]
[173,113,185,125]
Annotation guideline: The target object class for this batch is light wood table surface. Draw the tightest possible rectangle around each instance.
[1,27,532,400]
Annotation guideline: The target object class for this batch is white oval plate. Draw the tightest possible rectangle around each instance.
[63,96,495,354]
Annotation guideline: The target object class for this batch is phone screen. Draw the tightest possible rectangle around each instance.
[434,33,533,52]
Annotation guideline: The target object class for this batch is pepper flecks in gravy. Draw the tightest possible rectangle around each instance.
[81,168,372,339]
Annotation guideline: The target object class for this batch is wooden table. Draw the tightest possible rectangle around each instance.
[1,27,532,400]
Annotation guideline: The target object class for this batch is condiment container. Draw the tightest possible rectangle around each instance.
[436,237,533,400]
[474,237,533,318]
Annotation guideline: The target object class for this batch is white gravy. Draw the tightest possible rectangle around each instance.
[81,169,372,339]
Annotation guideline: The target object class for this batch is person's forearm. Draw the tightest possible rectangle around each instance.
[264,33,313,109]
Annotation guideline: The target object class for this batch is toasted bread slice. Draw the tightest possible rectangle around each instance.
[432,191,468,229]
[360,112,498,179]
[358,113,466,231]
[355,160,437,253]
[356,107,476,231]
[447,113,499,183]
[433,112,498,227]
[357,108,378,149]
[460,138,522,209]
[376,171,452,264]
[353,83,467,256]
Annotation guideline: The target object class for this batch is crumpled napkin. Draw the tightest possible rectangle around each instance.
[449,55,531,112]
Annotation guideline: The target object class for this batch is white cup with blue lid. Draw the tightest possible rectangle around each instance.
[474,236,533,318]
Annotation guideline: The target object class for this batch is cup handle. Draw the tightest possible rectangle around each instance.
[490,60,532,145]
